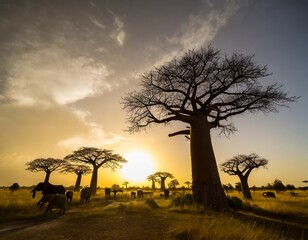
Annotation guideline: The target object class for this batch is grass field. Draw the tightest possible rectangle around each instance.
[0,188,307,240]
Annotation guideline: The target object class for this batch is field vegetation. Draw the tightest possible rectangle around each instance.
[0,187,307,239]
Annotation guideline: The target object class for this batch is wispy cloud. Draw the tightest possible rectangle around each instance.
[6,46,112,106]
[110,13,126,46]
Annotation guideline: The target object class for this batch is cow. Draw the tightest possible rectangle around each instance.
[105,188,111,199]
[131,191,136,199]
[111,189,123,199]
[263,191,276,198]
[80,187,91,203]
[66,190,74,203]
[137,190,143,199]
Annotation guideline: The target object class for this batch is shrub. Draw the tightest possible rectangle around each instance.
[173,194,194,207]
[226,196,243,210]
[145,199,159,209]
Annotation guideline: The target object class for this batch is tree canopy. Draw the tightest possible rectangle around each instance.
[154,171,174,190]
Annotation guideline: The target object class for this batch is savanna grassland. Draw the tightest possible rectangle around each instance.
[0,188,307,240]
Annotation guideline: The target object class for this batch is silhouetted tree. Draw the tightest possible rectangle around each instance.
[222,183,234,193]
[123,181,129,189]
[9,182,20,193]
[64,147,127,195]
[112,184,120,189]
[60,163,92,192]
[272,179,286,192]
[26,158,64,183]
[154,172,174,190]
[221,153,268,199]
[235,182,242,193]
[168,179,180,189]
[286,184,296,191]
[147,174,158,189]
[122,46,296,210]
[184,181,192,189]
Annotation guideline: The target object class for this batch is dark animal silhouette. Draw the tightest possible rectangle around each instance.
[164,189,170,199]
[131,191,136,199]
[66,190,74,203]
[263,191,276,198]
[31,182,65,201]
[80,187,91,203]
[137,190,143,199]
[105,188,111,199]
[38,193,66,215]
[111,189,123,199]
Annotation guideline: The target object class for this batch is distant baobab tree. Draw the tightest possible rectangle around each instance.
[60,163,92,192]
[122,46,297,211]
[221,153,268,199]
[153,172,174,190]
[168,179,180,189]
[147,174,159,189]
[123,181,129,189]
[64,147,127,195]
[26,158,64,183]
[184,181,192,189]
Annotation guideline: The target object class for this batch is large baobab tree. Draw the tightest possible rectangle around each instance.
[147,174,158,189]
[122,46,296,210]
[64,147,127,194]
[61,163,92,192]
[26,158,64,183]
[154,172,174,190]
[221,153,268,199]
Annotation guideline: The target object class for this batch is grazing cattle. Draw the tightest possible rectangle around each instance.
[131,191,136,199]
[137,190,143,199]
[105,188,111,199]
[80,187,91,203]
[38,193,66,215]
[164,189,170,199]
[66,190,73,203]
[111,189,123,199]
[263,191,276,198]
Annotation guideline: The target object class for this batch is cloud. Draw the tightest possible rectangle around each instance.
[89,15,105,30]
[111,14,126,46]
[58,107,131,150]
[6,46,112,106]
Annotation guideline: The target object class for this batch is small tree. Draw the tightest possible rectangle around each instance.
[272,179,286,192]
[221,153,268,199]
[9,183,20,193]
[26,158,64,183]
[122,46,296,210]
[154,172,174,190]
[64,147,127,194]
[147,174,158,190]
[184,181,192,189]
[61,163,92,192]
[286,184,296,191]
[123,181,129,189]
[168,179,180,189]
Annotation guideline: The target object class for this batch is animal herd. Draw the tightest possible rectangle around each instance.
[31,182,285,216]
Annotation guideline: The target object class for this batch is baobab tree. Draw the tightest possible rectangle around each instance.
[61,163,92,192]
[154,172,174,190]
[184,181,192,189]
[122,46,296,210]
[147,174,158,189]
[25,158,64,183]
[123,181,129,189]
[168,179,180,189]
[64,147,127,194]
[221,153,268,199]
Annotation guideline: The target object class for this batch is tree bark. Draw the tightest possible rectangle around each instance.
[74,173,82,192]
[190,117,227,211]
[161,178,166,190]
[44,171,51,183]
[240,176,252,199]
[90,166,98,195]
[151,181,155,190]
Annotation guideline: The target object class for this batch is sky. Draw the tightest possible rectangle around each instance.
[0,0,307,189]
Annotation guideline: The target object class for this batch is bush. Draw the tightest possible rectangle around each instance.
[226,196,243,210]
[145,199,159,209]
[173,194,194,207]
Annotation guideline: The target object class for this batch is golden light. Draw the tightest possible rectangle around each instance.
[120,150,156,183]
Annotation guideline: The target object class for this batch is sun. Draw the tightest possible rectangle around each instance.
[120,150,156,183]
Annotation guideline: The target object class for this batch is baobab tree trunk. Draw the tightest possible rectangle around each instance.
[74,173,82,192]
[240,176,252,199]
[190,117,227,211]
[161,178,166,190]
[152,180,155,190]
[44,171,51,183]
[90,166,98,195]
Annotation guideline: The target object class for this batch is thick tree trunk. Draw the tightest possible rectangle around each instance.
[190,117,227,211]
[74,173,82,192]
[90,166,98,195]
[161,178,166,190]
[152,181,155,190]
[44,171,51,183]
[240,176,252,199]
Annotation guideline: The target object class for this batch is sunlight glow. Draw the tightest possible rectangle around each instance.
[120,150,156,183]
